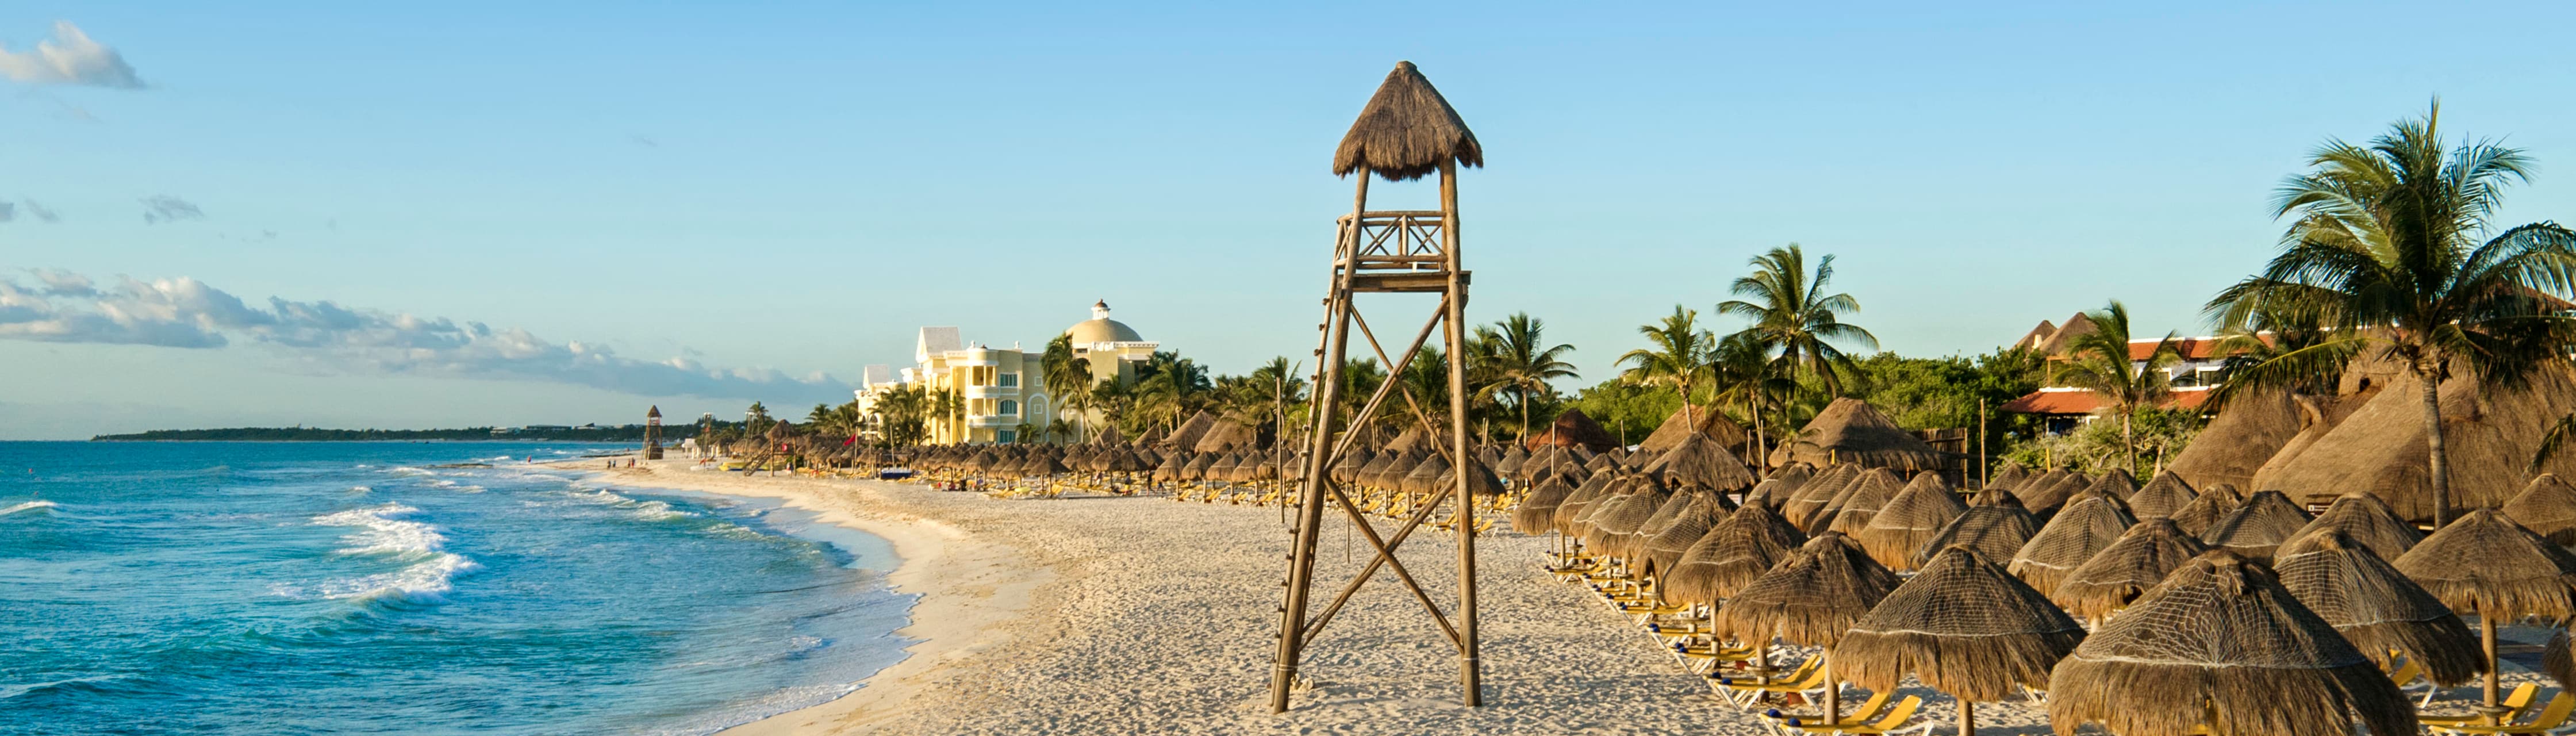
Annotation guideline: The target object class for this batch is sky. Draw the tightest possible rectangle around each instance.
[5,2,2575,439]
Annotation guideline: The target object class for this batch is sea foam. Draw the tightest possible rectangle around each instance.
[304,503,480,603]
[1,500,58,516]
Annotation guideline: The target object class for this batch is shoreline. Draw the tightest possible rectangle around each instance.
[563,458,1055,734]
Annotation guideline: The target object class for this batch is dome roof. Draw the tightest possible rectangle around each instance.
[1067,318,1143,344]
[1065,300,1143,344]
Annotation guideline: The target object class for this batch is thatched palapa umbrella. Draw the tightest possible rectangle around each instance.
[1641,495,1732,580]
[2505,473,2576,546]
[1988,463,2030,494]
[1918,494,2041,569]
[1836,546,2085,735]
[1527,409,1619,454]
[1663,502,1806,608]
[2051,518,2209,619]
[2393,508,2576,723]
[1854,473,1966,570]
[2277,492,2423,562]
[2129,470,2199,519]
[1767,397,1944,471]
[2276,532,2482,687]
[1711,532,1900,724]
[2087,468,2140,500]
[2170,482,2244,537]
[2199,489,2313,562]
[1642,431,1756,495]
[1512,475,1576,534]
[2009,492,2138,594]
[2047,551,2417,736]
[1821,467,1907,536]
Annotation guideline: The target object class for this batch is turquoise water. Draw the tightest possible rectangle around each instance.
[0,442,912,735]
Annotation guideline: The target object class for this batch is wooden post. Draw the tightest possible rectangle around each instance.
[1822,651,1839,726]
[1978,400,1987,488]
[1269,167,1368,714]
[2484,614,2501,726]
[1441,158,1482,706]
[1960,698,1975,736]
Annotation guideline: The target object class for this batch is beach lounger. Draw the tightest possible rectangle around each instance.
[1713,657,1827,704]
[2427,691,2576,735]
[1764,689,1894,733]
[2423,683,2541,730]
[1776,695,1922,735]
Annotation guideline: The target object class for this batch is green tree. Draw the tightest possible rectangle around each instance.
[1718,243,1878,397]
[2208,103,2576,526]
[1040,334,1096,442]
[1617,305,1717,428]
[2051,301,2179,471]
[1471,312,1580,444]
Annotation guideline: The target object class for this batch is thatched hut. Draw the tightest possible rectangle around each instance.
[2276,493,2423,562]
[2009,493,2139,594]
[2505,473,2576,546]
[1710,532,1901,723]
[1853,473,1967,570]
[1526,409,1619,454]
[2051,518,2209,620]
[2046,551,2417,736]
[2166,388,2311,493]
[2253,368,2576,521]
[2130,470,2199,519]
[1836,546,2084,735]
[1766,397,1945,471]
[1663,503,1805,607]
[2276,532,2482,687]
[2199,489,2314,563]
[1918,494,2042,569]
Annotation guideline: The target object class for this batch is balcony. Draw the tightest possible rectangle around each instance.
[965,413,1023,428]
[961,384,1013,399]
[1335,210,1462,293]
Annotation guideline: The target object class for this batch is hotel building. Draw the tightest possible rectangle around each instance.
[857,301,1159,444]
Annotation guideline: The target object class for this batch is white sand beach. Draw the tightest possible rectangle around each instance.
[571,458,2558,736]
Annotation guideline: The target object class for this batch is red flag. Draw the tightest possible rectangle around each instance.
[843,435,857,446]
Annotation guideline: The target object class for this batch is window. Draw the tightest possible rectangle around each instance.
[997,400,1019,417]
[997,430,1016,443]
[997,373,1019,388]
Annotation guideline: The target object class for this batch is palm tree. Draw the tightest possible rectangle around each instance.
[1471,312,1580,444]
[1618,305,1718,428]
[2208,102,2576,527]
[1041,334,1095,442]
[1707,332,1787,466]
[929,388,963,444]
[1138,351,1211,432]
[2055,301,2180,473]
[1718,243,1879,397]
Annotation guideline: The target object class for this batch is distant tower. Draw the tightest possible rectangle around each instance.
[644,405,665,460]
[1272,61,1485,712]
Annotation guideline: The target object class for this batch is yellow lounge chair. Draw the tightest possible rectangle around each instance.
[2428,691,2575,735]
[1765,689,1894,731]
[1714,657,1827,704]
[1780,695,1921,735]
[2423,683,2540,729]
[2386,658,2424,688]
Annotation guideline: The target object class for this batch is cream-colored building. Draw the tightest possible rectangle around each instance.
[859,301,1159,444]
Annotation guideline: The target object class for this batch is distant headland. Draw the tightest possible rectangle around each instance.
[90,424,697,442]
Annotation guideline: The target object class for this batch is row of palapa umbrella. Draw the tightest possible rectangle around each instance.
[1519,432,2576,736]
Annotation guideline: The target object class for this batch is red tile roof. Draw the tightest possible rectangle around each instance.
[1999,387,2214,416]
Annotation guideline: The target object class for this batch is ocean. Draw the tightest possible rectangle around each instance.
[0,442,912,735]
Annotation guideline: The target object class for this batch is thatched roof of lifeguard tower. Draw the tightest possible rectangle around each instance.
[1333,61,1482,182]
[1638,404,1747,454]
[1768,397,1944,471]
[1526,409,1619,454]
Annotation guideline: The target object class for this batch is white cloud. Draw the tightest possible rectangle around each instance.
[0,271,850,401]
[140,195,203,224]
[0,22,144,89]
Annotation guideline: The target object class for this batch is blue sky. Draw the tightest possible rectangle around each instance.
[5,2,2574,439]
